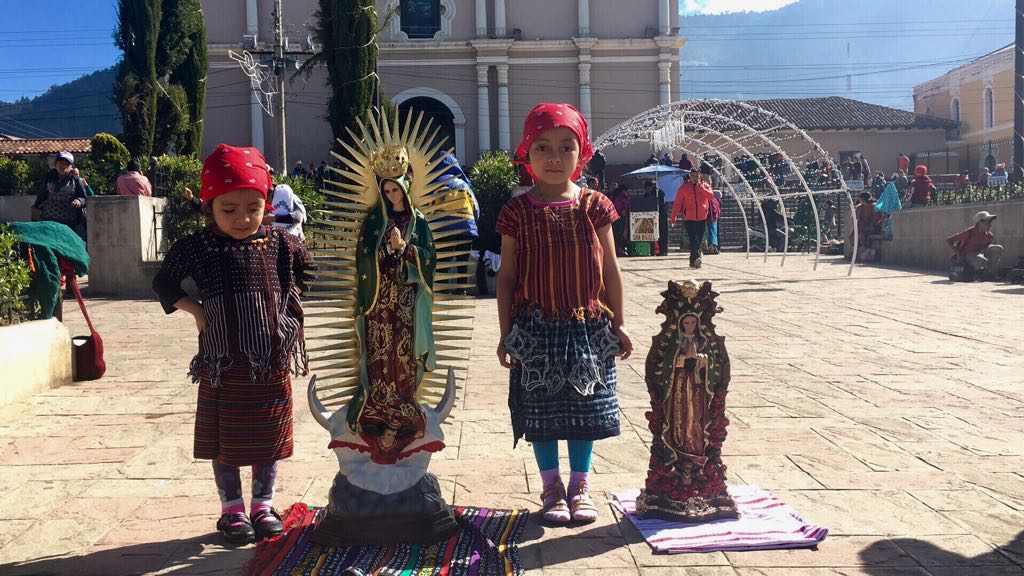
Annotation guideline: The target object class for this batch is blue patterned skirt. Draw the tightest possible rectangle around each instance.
[504,312,621,445]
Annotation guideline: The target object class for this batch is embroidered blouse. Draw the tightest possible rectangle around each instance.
[152,226,317,386]
[496,189,618,321]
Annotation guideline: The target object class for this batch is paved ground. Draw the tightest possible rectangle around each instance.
[1,252,1023,575]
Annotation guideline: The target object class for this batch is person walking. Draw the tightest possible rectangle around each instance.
[669,168,714,268]
[496,103,633,526]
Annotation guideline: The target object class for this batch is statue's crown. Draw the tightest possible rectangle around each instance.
[370,145,409,179]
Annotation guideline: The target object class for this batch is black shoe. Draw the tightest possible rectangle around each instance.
[251,507,284,539]
[217,513,255,544]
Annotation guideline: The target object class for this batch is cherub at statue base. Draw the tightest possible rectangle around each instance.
[635,491,739,523]
[314,471,458,546]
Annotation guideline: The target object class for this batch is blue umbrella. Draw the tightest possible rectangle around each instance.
[623,165,686,200]
[623,165,684,177]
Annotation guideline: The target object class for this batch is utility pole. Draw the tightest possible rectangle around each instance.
[1015,0,1023,182]
[273,0,287,172]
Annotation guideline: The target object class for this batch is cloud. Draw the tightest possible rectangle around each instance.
[682,0,799,15]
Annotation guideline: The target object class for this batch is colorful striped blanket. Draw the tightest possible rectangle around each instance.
[245,503,529,576]
[612,485,828,554]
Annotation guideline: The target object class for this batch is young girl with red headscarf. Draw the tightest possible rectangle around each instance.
[153,144,316,544]
[496,103,634,525]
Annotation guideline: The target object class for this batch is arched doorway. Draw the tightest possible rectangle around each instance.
[398,96,455,156]
[392,88,466,164]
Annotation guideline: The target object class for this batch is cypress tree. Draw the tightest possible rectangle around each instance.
[114,0,161,159]
[300,1,378,148]
[174,11,207,157]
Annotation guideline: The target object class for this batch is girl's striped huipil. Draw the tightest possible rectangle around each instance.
[496,189,622,445]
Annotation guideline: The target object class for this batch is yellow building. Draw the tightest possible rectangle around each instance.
[913,43,1013,172]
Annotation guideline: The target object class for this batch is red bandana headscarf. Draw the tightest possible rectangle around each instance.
[514,103,593,181]
[200,144,273,203]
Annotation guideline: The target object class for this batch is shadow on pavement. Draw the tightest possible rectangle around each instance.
[518,505,645,570]
[0,535,251,576]
[858,530,1024,571]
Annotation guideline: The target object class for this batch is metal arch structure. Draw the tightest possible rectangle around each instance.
[593,99,860,274]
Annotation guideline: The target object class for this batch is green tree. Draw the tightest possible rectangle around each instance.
[76,133,131,195]
[116,0,205,158]
[152,83,190,156]
[114,0,161,159]
[299,1,378,148]
[153,0,205,156]
[172,6,207,156]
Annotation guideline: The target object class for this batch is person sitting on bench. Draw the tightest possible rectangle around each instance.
[947,211,1003,280]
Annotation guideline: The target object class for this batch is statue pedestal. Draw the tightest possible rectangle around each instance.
[313,471,459,546]
[636,491,738,523]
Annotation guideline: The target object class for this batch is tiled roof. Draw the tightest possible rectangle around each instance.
[744,97,955,131]
[0,136,92,156]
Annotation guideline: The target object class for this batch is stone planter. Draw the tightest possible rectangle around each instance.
[0,318,72,407]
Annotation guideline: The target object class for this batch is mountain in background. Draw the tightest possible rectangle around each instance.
[0,66,121,139]
[679,0,1013,111]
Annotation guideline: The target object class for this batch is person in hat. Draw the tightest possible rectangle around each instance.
[290,160,307,178]
[32,151,88,242]
[152,144,317,545]
[946,211,1003,279]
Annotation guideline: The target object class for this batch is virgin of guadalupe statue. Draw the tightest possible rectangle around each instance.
[637,279,738,523]
[305,110,475,545]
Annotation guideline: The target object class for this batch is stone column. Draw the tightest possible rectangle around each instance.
[578,61,592,124]
[660,0,671,35]
[477,64,491,153]
[659,61,672,106]
[494,0,507,37]
[475,0,487,37]
[250,92,265,152]
[497,64,511,151]
[578,0,590,36]
[246,0,264,152]
[246,0,258,36]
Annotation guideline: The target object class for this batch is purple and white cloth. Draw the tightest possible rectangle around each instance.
[612,485,828,554]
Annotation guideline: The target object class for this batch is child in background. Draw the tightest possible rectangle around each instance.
[153,144,316,544]
[496,103,633,525]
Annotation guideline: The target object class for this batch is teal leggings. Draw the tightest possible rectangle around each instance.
[531,440,594,472]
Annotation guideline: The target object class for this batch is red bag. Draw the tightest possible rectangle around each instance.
[67,275,106,381]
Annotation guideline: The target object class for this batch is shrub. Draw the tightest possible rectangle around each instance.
[0,224,31,326]
[154,154,203,250]
[0,157,48,196]
[0,157,30,196]
[468,151,517,254]
[77,133,131,195]
[275,174,324,224]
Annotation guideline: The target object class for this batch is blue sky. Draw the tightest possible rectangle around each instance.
[0,3,121,102]
[681,0,799,15]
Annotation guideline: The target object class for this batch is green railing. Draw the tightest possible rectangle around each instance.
[932,183,1024,207]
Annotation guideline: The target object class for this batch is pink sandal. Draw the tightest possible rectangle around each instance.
[568,481,598,524]
[541,482,571,524]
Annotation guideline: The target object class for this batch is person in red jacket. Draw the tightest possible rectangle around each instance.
[670,168,715,268]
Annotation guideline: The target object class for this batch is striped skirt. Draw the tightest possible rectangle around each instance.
[194,365,294,466]
[505,312,621,445]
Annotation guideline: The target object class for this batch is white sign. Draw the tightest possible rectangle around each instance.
[630,211,660,242]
